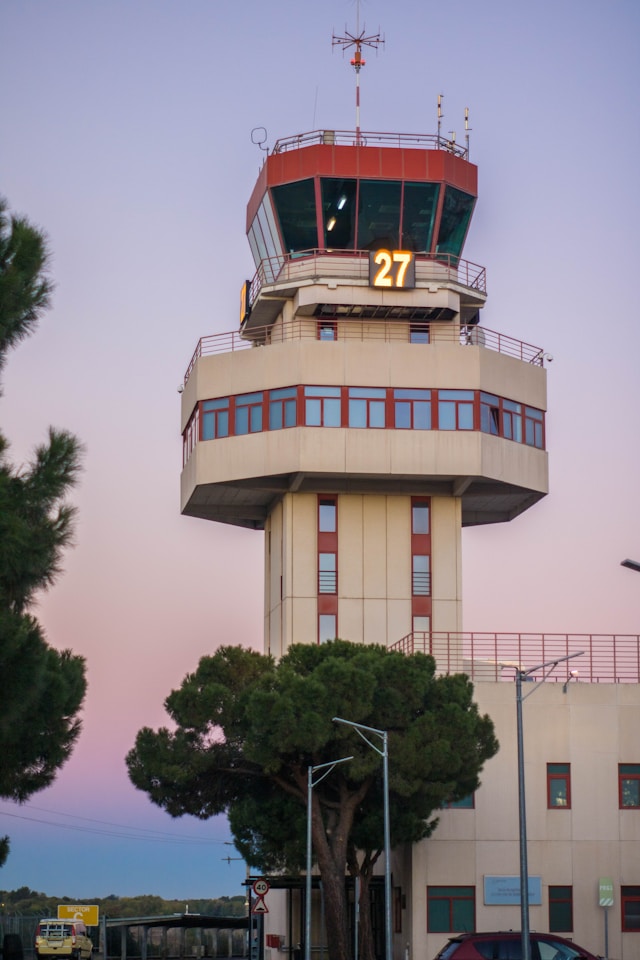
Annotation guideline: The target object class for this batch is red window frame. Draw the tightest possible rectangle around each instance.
[621,886,640,932]
[317,496,338,642]
[411,497,431,625]
[619,764,640,808]
[547,763,571,809]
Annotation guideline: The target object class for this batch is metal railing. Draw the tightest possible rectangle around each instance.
[390,632,640,683]
[183,319,544,384]
[271,129,469,160]
[247,248,486,302]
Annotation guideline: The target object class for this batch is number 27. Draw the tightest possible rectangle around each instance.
[372,250,413,288]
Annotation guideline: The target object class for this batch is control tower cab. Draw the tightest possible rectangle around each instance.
[180,129,548,658]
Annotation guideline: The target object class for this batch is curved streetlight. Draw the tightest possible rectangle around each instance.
[332,717,391,960]
[500,651,584,960]
[621,559,640,573]
[305,756,353,960]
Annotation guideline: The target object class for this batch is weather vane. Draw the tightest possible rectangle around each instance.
[332,0,384,144]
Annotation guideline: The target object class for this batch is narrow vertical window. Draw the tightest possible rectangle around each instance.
[411,498,431,638]
[318,496,338,643]
[622,887,640,931]
[318,614,337,644]
[549,886,573,932]
[547,763,571,808]
[412,555,431,596]
[318,553,337,593]
[619,764,640,808]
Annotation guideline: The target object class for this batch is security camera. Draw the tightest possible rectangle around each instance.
[543,352,554,363]
[177,384,184,394]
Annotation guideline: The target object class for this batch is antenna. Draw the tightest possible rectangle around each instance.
[437,94,444,145]
[465,107,472,158]
[332,0,384,144]
[251,127,269,155]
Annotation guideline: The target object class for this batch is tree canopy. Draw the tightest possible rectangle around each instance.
[0,197,87,865]
[127,640,498,960]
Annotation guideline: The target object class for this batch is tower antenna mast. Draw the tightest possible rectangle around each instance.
[332,0,384,145]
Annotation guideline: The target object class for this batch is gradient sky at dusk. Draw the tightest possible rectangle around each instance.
[1,0,639,901]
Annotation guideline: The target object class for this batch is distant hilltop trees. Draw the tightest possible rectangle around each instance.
[0,889,247,918]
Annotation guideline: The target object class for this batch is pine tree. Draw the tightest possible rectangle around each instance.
[0,197,87,865]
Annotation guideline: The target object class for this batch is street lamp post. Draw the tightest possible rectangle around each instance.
[502,652,583,960]
[332,717,392,960]
[621,559,640,573]
[305,756,353,960]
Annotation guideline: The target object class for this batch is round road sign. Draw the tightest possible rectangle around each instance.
[252,878,270,897]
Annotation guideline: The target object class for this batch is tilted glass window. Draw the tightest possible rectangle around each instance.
[480,392,500,436]
[503,398,522,442]
[436,186,475,262]
[272,178,318,253]
[321,178,357,250]
[357,180,401,251]
[402,182,440,252]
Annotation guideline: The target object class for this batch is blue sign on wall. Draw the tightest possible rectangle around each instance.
[484,876,542,905]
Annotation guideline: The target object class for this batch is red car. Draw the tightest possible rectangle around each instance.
[432,931,602,959]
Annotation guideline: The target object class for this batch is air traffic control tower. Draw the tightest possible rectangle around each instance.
[179,123,548,663]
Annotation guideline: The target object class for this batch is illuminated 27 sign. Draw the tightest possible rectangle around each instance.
[369,250,415,289]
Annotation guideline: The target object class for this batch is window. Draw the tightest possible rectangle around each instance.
[357,180,401,250]
[348,387,386,428]
[549,885,573,932]
[409,323,429,344]
[318,320,337,341]
[412,555,431,596]
[269,387,297,430]
[547,763,571,808]
[436,187,475,262]
[622,887,640,931]
[503,399,522,442]
[444,794,474,809]
[321,178,357,250]
[412,616,430,634]
[318,614,337,644]
[524,406,544,448]
[412,501,430,535]
[427,886,475,933]
[202,398,229,440]
[438,390,474,430]
[319,498,337,533]
[305,386,342,427]
[235,392,263,435]
[619,764,640,808]
[272,178,318,252]
[402,181,439,253]
[395,389,431,430]
[318,553,337,594]
[480,392,500,436]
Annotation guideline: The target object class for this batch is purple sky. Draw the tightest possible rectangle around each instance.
[1,0,639,900]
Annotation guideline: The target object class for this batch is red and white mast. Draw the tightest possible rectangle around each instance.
[332,1,383,144]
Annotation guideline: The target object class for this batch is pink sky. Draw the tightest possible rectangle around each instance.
[1,0,639,899]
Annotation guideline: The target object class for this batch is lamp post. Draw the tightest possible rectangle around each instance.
[501,651,583,960]
[305,756,353,960]
[621,558,640,572]
[332,717,392,960]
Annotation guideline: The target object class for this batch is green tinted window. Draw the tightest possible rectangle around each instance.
[402,182,439,251]
[321,178,357,249]
[436,186,475,261]
[357,180,401,250]
[272,179,317,252]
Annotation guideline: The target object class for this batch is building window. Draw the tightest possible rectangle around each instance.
[319,498,337,533]
[427,886,475,933]
[524,406,544,448]
[480,392,500,435]
[444,794,474,809]
[409,323,429,344]
[202,398,229,439]
[235,392,263,435]
[412,501,430,535]
[549,886,573,932]
[394,887,403,934]
[394,389,431,429]
[438,390,474,430]
[305,386,342,427]
[547,763,571,808]
[412,555,431,596]
[318,553,337,594]
[502,398,522,442]
[318,614,337,644]
[318,320,337,341]
[622,887,640,931]
[412,616,430,634]
[348,387,386,428]
[269,387,297,430]
[619,764,640,808]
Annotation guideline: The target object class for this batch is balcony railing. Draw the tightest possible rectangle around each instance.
[183,318,545,385]
[390,632,640,684]
[271,129,469,160]
[248,248,487,304]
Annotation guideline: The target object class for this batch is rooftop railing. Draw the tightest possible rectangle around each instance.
[390,632,640,684]
[183,318,545,385]
[271,129,469,160]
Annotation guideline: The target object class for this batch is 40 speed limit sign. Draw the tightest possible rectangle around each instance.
[252,878,270,897]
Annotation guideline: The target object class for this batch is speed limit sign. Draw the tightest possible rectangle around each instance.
[252,878,270,897]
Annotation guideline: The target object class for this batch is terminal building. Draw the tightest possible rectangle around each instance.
[179,118,640,960]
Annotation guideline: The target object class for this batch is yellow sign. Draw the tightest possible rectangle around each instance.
[58,905,100,926]
[369,250,415,289]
